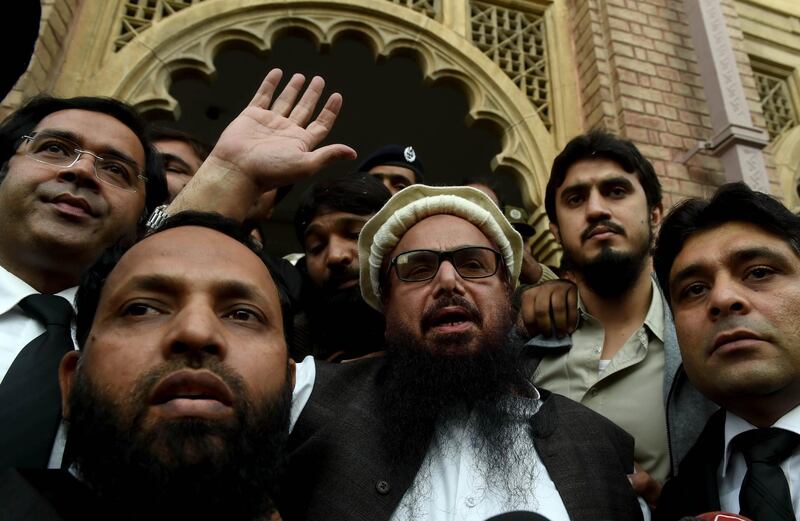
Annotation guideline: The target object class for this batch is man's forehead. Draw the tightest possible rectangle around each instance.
[34,109,145,163]
[154,139,203,167]
[674,221,796,268]
[395,214,493,251]
[668,221,800,295]
[559,158,637,189]
[109,227,275,291]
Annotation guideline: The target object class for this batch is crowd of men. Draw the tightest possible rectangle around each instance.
[0,68,798,521]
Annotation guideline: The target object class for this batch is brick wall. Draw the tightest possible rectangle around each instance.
[570,0,778,207]
[0,0,81,120]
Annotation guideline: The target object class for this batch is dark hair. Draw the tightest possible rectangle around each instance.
[149,126,213,163]
[545,129,662,224]
[460,175,503,208]
[294,172,391,244]
[0,95,168,223]
[75,211,291,349]
[654,182,800,303]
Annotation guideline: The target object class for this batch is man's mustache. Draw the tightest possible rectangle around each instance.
[321,265,360,292]
[130,359,246,411]
[421,295,483,330]
[581,219,626,243]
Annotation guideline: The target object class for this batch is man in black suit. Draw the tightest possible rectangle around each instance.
[653,183,800,521]
[280,184,645,521]
[0,95,168,469]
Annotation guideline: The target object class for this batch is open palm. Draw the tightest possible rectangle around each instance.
[210,69,356,191]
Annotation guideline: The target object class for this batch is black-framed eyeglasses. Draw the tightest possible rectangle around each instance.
[388,246,502,282]
[21,132,147,192]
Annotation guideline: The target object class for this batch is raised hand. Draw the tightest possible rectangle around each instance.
[210,69,356,191]
[169,69,356,220]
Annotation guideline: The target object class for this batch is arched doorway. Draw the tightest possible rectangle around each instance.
[81,0,566,260]
[147,34,513,254]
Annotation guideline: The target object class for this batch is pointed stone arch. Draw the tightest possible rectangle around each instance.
[81,0,563,261]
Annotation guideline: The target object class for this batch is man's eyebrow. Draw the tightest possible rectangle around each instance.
[120,273,182,294]
[37,127,141,168]
[212,280,267,302]
[37,128,81,143]
[599,176,635,189]
[669,264,705,294]
[670,246,792,292]
[730,247,790,266]
[118,274,269,302]
[161,153,193,173]
[373,172,411,182]
[559,182,589,198]
[303,215,370,239]
[339,215,370,226]
[560,175,635,196]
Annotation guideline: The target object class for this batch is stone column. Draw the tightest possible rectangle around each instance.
[682,0,770,192]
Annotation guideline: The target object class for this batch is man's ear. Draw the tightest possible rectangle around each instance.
[650,202,664,227]
[59,351,81,420]
[549,222,562,244]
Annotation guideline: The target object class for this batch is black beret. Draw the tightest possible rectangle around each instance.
[357,144,425,184]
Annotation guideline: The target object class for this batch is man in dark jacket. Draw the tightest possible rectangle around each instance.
[281,185,645,521]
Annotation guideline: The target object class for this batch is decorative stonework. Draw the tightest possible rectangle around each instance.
[754,70,798,140]
[695,0,750,126]
[87,1,557,215]
[469,1,551,130]
[115,0,208,52]
[386,0,438,19]
[42,0,569,265]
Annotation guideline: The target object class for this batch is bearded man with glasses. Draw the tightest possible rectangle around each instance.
[0,96,167,470]
[280,185,647,521]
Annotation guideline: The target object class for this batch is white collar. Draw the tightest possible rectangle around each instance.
[721,405,800,477]
[0,264,78,315]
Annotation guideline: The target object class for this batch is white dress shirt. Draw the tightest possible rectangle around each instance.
[718,405,800,514]
[388,395,572,521]
[0,264,78,468]
[0,265,78,379]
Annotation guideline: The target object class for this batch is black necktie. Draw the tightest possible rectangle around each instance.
[0,294,74,469]
[733,427,800,521]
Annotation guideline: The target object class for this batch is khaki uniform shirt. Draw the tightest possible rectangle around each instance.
[533,278,669,482]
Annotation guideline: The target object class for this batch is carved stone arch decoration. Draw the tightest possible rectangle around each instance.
[87,0,557,208]
[771,124,800,213]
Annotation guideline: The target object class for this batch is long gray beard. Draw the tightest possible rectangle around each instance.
[394,393,544,520]
[381,326,544,518]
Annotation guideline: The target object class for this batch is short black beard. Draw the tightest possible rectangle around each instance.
[563,225,651,299]
[304,282,386,360]
[379,306,537,480]
[66,360,292,521]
